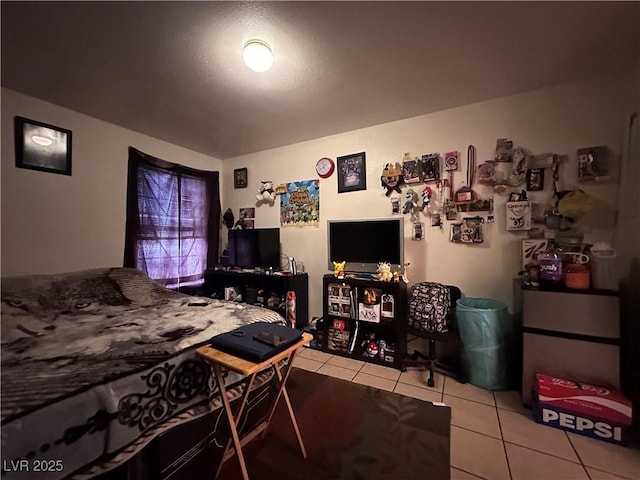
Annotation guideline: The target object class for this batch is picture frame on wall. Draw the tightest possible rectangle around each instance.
[337,151,366,193]
[14,116,72,176]
[234,167,248,189]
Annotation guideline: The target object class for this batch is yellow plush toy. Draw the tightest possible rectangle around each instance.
[333,261,346,278]
[375,262,393,282]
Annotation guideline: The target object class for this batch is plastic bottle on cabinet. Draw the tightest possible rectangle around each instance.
[286,291,296,328]
[539,245,563,286]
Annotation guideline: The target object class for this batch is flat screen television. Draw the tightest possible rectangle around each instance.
[228,228,281,270]
[327,217,404,273]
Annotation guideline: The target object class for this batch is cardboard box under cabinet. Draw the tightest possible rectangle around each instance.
[532,373,632,446]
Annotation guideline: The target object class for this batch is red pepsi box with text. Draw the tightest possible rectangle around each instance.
[532,373,632,446]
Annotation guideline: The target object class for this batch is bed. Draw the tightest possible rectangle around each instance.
[0,267,286,480]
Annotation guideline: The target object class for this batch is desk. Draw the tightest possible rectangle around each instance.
[196,333,312,480]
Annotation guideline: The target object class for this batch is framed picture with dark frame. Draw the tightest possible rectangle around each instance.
[337,151,366,193]
[14,116,72,176]
[234,167,248,189]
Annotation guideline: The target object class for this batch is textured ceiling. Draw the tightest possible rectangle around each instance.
[2,1,639,159]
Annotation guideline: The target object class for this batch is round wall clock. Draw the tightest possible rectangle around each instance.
[315,157,335,178]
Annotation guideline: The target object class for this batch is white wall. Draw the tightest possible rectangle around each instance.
[614,67,640,281]
[223,72,635,317]
[1,88,223,276]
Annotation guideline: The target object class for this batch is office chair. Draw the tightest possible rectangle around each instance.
[403,283,464,387]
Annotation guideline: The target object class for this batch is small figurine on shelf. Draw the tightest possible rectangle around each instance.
[362,332,379,358]
[401,262,410,283]
[375,262,393,282]
[333,260,346,278]
[366,340,379,358]
[378,339,387,360]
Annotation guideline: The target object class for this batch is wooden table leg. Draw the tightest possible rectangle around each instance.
[213,364,255,480]
[261,349,307,458]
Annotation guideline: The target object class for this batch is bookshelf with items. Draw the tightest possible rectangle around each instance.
[203,269,309,328]
[320,274,408,370]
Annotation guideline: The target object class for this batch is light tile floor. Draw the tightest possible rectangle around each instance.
[294,348,640,480]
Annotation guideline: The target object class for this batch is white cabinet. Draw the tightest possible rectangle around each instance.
[521,288,620,406]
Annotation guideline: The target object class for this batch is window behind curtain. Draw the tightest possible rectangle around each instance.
[124,147,220,288]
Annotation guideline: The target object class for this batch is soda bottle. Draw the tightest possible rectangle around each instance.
[286,291,296,328]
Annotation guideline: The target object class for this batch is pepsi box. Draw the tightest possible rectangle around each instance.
[532,373,632,446]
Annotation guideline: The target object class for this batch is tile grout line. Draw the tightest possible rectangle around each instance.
[565,431,595,480]
[450,467,490,480]
[494,391,514,480]
[502,440,591,467]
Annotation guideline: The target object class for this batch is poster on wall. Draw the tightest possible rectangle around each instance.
[280,180,320,227]
[238,207,255,229]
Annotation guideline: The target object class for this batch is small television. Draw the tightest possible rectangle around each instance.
[228,228,281,270]
[327,217,404,273]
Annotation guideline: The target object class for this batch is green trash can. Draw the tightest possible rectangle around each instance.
[456,297,512,391]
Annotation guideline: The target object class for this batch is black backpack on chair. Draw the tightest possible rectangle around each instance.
[404,282,464,387]
[408,282,452,333]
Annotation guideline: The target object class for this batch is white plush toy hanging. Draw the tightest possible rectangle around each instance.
[256,181,276,205]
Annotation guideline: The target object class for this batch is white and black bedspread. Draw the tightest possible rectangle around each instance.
[0,267,285,480]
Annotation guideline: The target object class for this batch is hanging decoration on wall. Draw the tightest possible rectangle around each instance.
[420,186,433,213]
[445,199,458,221]
[454,145,478,204]
[380,162,404,196]
[402,157,421,184]
[337,152,367,193]
[506,199,532,231]
[14,116,72,176]
[315,157,335,179]
[412,222,424,240]
[506,147,529,187]
[234,167,248,189]
[280,179,320,227]
[222,208,235,229]
[450,216,485,244]
[256,181,276,205]
[577,146,610,182]
[477,160,497,186]
[402,188,420,223]
[236,207,255,229]
[487,196,495,223]
[526,168,545,191]
[420,153,441,183]
[444,151,459,171]
[495,138,514,162]
[390,196,401,215]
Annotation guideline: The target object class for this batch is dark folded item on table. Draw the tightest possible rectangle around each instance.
[209,321,302,363]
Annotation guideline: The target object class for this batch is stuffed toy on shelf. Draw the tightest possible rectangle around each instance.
[375,262,393,282]
[333,261,346,278]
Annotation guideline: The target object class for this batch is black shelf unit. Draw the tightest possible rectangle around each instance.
[203,269,309,328]
[319,274,407,370]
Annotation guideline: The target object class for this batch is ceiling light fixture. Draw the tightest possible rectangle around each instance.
[243,40,273,73]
